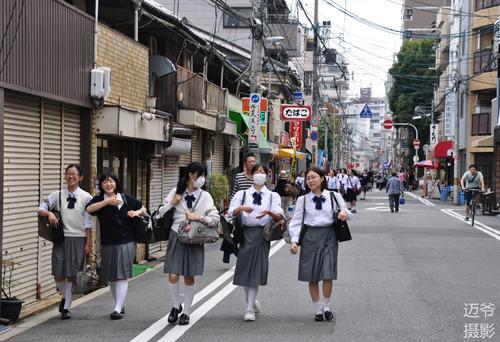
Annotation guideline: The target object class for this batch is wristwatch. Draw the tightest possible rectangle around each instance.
[200,215,205,223]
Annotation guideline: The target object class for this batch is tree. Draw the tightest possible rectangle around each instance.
[388,39,437,161]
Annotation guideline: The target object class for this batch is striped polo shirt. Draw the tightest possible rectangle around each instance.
[231,172,254,199]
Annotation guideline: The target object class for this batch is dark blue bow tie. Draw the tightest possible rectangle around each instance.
[67,195,76,209]
[312,195,326,210]
[185,194,196,209]
[252,192,262,205]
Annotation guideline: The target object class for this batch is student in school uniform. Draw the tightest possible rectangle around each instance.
[228,164,284,322]
[86,173,147,320]
[326,170,340,192]
[289,167,352,322]
[157,162,220,326]
[343,169,361,213]
[38,164,93,320]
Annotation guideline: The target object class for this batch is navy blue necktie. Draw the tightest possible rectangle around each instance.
[313,196,326,210]
[185,194,196,209]
[252,192,262,205]
[67,195,76,209]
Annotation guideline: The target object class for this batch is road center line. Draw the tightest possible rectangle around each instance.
[441,209,500,241]
[154,240,287,342]
[404,191,435,206]
[131,240,286,342]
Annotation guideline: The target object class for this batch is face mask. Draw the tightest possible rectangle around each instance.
[253,173,266,186]
[194,176,205,188]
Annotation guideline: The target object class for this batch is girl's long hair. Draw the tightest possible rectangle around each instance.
[176,162,207,195]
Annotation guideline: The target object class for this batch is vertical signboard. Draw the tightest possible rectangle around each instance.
[259,98,268,144]
[430,124,438,148]
[444,89,455,138]
[290,121,302,149]
[248,93,261,148]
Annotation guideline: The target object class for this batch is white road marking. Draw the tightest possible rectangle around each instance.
[366,206,390,211]
[404,191,436,206]
[133,240,287,342]
[441,209,500,240]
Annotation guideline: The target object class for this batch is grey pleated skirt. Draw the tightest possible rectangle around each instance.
[52,237,86,277]
[233,225,270,287]
[298,225,338,282]
[101,241,136,283]
[164,230,205,276]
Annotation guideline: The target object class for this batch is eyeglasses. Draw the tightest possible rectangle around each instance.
[66,173,80,177]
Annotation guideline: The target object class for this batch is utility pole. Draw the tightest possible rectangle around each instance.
[312,0,320,166]
[250,0,264,94]
[452,11,463,205]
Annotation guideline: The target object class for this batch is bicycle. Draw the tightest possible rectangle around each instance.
[465,189,482,226]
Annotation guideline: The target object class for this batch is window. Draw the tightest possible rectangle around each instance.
[471,112,491,135]
[304,72,312,95]
[223,8,252,28]
[403,9,413,21]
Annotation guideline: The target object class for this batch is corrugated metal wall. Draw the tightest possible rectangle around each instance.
[0,0,93,107]
[191,129,203,163]
[3,91,82,302]
[211,135,225,175]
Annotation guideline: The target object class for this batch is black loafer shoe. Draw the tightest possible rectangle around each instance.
[61,309,71,320]
[110,311,124,320]
[167,304,183,324]
[324,310,334,321]
[314,313,324,321]
[59,298,65,313]
[178,314,190,325]
[121,307,125,315]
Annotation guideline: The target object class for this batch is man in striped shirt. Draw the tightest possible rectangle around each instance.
[230,153,257,199]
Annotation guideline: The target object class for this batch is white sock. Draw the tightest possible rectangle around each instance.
[56,281,66,297]
[313,301,322,314]
[243,286,249,301]
[323,297,331,311]
[167,281,180,309]
[109,281,117,303]
[63,281,73,310]
[245,286,258,312]
[183,284,195,316]
[113,280,128,313]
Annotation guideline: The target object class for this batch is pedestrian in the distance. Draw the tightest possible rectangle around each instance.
[386,172,404,213]
[289,167,352,322]
[158,162,220,326]
[343,169,361,213]
[37,164,93,320]
[358,170,370,200]
[295,171,306,196]
[86,173,147,320]
[275,170,292,210]
[228,164,284,322]
[326,170,340,192]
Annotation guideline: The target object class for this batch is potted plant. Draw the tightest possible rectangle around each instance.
[208,173,228,212]
[1,258,23,323]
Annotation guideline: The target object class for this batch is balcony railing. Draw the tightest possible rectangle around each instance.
[476,0,500,11]
[471,112,491,136]
[473,48,496,73]
[177,66,205,110]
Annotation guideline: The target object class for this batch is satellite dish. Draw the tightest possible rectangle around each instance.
[149,55,176,96]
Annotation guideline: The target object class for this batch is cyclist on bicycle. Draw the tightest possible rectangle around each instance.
[460,164,485,222]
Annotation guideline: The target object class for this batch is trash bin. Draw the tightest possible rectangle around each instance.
[440,188,449,201]
[458,191,465,206]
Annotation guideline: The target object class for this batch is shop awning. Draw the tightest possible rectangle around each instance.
[471,135,493,148]
[229,110,250,134]
[433,140,453,158]
[276,148,305,160]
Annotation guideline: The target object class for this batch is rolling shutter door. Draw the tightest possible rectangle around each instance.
[191,129,203,162]
[211,135,224,174]
[148,158,163,254]
[164,156,179,191]
[62,105,81,166]
[3,92,41,303]
[38,100,63,298]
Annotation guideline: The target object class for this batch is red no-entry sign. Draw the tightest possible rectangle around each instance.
[413,139,420,148]
[382,120,393,129]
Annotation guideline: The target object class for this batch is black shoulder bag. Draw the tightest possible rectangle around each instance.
[122,194,152,244]
[151,203,175,242]
[330,192,352,242]
[38,191,65,244]
[231,190,246,245]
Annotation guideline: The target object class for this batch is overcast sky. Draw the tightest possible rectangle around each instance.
[293,0,403,98]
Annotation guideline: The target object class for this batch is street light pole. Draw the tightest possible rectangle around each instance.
[393,123,419,176]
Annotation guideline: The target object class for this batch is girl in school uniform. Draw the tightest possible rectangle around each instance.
[228,164,284,322]
[38,164,93,320]
[158,162,219,326]
[289,167,352,322]
[86,172,147,320]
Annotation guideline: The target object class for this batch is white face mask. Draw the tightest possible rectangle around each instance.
[253,173,267,186]
[194,176,205,188]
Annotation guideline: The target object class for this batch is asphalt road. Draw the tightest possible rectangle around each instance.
[3,190,500,342]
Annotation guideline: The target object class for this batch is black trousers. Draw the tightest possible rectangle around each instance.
[389,194,400,211]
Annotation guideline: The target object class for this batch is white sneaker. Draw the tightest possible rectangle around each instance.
[253,300,261,313]
[243,311,256,322]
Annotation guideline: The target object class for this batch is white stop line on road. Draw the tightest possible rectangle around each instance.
[441,209,500,241]
[404,191,436,206]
